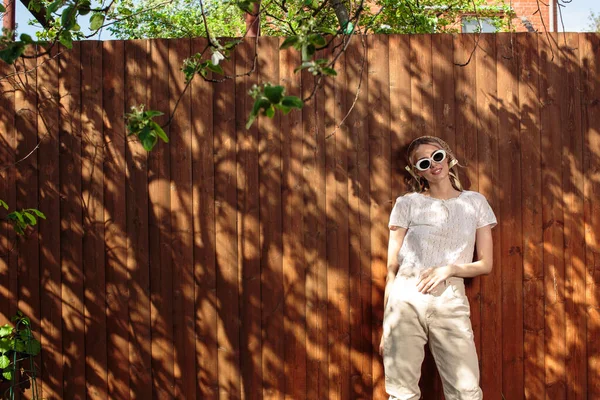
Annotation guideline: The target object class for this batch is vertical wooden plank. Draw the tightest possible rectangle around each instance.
[0,51,18,325]
[561,33,587,400]
[539,33,567,400]
[518,32,545,400]
[302,52,328,400]
[124,39,152,400]
[345,34,372,400]
[81,40,108,399]
[59,42,86,399]
[190,37,218,400]
[36,47,63,400]
[280,41,306,400]
[148,38,175,400]
[103,40,129,400]
[389,34,412,193]
[453,33,482,364]
[235,39,262,400]
[213,39,240,400]
[325,38,350,400]
[258,36,284,400]
[496,32,524,400]
[14,47,40,400]
[432,34,456,148]
[410,34,434,138]
[581,32,600,400]
[475,33,502,400]
[168,38,196,399]
[367,34,390,400]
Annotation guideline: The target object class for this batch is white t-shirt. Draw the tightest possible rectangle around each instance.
[388,190,497,274]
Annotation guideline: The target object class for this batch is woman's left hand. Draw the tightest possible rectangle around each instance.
[416,265,455,293]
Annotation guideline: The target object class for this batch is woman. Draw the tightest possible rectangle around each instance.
[379,136,497,400]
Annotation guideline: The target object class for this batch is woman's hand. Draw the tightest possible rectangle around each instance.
[416,265,455,293]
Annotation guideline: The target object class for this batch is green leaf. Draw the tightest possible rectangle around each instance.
[23,212,36,226]
[274,103,292,115]
[0,325,12,338]
[0,43,25,65]
[0,338,11,354]
[90,13,105,31]
[151,122,169,143]
[59,31,73,49]
[280,36,299,50]
[264,85,284,104]
[138,126,157,151]
[0,355,9,369]
[31,209,45,219]
[21,338,41,356]
[78,0,91,15]
[206,62,223,75]
[46,0,62,19]
[0,4,5,12]
[264,105,275,118]
[144,110,163,118]
[3,370,12,381]
[308,34,326,47]
[322,67,337,76]
[0,199,8,210]
[281,96,303,109]
[61,5,77,30]
[19,34,33,44]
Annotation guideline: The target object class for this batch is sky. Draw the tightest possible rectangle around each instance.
[12,0,600,39]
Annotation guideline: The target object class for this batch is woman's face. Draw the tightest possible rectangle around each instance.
[412,143,450,184]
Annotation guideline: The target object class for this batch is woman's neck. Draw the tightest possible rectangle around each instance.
[424,181,460,200]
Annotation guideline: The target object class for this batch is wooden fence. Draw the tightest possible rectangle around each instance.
[0,32,599,399]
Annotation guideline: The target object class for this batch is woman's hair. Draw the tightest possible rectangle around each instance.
[405,136,464,193]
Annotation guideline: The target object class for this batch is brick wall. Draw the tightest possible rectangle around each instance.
[492,0,558,32]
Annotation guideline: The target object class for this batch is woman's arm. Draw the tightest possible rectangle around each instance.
[416,224,494,293]
[384,227,407,310]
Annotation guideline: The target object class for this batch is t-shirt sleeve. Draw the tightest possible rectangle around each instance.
[476,194,497,229]
[389,196,410,229]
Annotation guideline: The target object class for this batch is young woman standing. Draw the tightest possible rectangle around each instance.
[380,136,497,400]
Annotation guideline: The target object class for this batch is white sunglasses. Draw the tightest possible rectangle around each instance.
[414,149,447,171]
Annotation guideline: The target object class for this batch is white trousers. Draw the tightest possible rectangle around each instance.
[382,276,483,400]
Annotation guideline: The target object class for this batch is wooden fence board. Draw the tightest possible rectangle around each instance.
[102,40,129,400]
[561,33,587,400]
[258,36,285,400]
[234,38,261,400]
[496,32,524,400]
[367,34,390,399]
[124,39,152,400]
[36,46,63,400]
[475,34,502,400]
[280,42,306,400]
[540,33,567,399]
[581,32,600,400]
[213,39,240,400]
[168,38,196,400]
[59,42,86,400]
[148,38,175,400]
[190,37,219,399]
[518,33,545,400]
[81,40,108,399]
[345,34,372,400]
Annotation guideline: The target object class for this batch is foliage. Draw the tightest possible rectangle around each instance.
[246,83,303,129]
[0,312,41,383]
[108,0,246,39]
[589,11,600,33]
[0,200,46,236]
[125,105,170,152]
